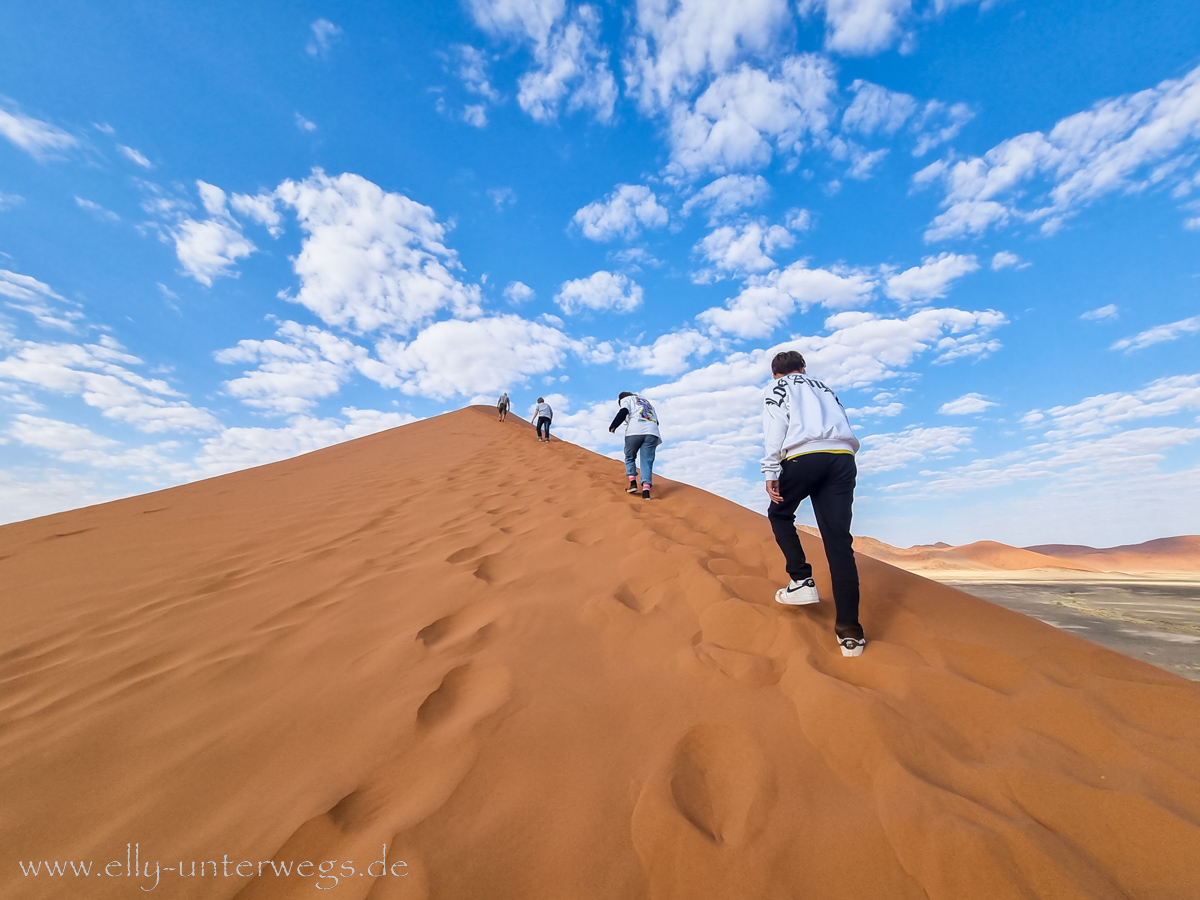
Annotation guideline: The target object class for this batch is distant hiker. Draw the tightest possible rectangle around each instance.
[609,391,660,500]
[497,392,510,422]
[762,350,865,658]
[532,397,553,442]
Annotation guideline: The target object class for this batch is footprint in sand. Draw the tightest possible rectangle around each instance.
[416,663,512,733]
[416,600,501,652]
[667,724,776,847]
[693,601,784,684]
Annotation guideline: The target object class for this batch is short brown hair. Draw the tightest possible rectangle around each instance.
[771,350,806,376]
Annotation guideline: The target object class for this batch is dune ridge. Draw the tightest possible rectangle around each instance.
[2,406,1199,899]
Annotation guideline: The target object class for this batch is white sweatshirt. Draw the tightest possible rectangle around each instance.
[619,394,661,437]
[761,373,859,481]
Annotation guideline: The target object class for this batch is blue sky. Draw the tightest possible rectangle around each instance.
[2,0,1199,547]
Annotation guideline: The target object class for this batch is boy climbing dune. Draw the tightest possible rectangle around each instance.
[609,391,661,499]
[762,350,866,658]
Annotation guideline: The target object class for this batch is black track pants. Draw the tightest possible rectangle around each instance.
[767,452,860,627]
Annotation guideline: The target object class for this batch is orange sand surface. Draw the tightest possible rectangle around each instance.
[3,406,1200,899]
[1027,536,1200,577]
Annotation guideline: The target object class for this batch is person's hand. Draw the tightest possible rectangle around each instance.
[765,480,783,504]
[608,427,615,433]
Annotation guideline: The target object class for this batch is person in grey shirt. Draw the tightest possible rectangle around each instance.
[532,398,553,442]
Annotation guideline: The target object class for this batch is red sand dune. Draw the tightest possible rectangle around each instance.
[3,406,1200,899]
[847,533,1100,574]
[1027,536,1200,576]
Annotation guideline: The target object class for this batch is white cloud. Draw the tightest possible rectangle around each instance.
[1030,374,1200,437]
[680,174,771,222]
[1081,303,1119,321]
[938,392,997,415]
[75,196,120,223]
[801,0,988,57]
[555,270,643,314]
[884,252,979,304]
[516,6,617,123]
[8,414,182,472]
[467,0,565,48]
[0,469,121,526]
[918,62,1200,240]
[192,408,417,479]
[846,400,903,417]
[666,54,837,178]
[0,191,23,210]
[693,218,794,280]
[370,315,572,399]
[698,259,877,338]
[784,207,812,231]
[503,280,535,303]
[488,186,516,208]
[0,333,218,433]
[1111,316,1200,352]
[173,217,256,286]
[0,103,77,161]
[230,191,283,236]
[452,44,500,102]
[841,79,917,135]
[620,329,714,375]
[295,112,317,132]
[215,320,369,414]
[463,104,488,127]
[275,169,481,334]
[0,268,83,331]
[306,18,342,56]
[910,100,973,157]
[572,184,669,241]
[625,0,793,114]
[117,144,152,168]
[990,250,1027,271]
[857,424,975,474]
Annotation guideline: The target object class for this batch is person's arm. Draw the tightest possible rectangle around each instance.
[761,383,790,500]
[608,407,629,432]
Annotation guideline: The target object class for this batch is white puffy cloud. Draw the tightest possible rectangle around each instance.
[693,218,794,280]
[918,62,1200,240]
[990,250,1027,271]
[938,392,997,415]
[0,103,77,161]
[841,80,972,156]
[467,0,565,48]
[572,184,669,241]
[75,197,120,223]
[452,44,500,102]
[117,144,152,168]
[625,0,793,114]
[0,332,218,433]
[503,280,535,303]
[1081,303,1118,321]
[857,425,974,474]
[698,259,877,338]
[275,169,481,334]
[306,18,342,57]
[173,217,256,286]
[806,0,910,55]
[680,174,771,222]
[0,469,121,526]
[884,252,979,304]
[230,191,283,236]
[193,408,417,479]
[555,270,643,314]
[370,315,573,399]
[666,54,837,178]
[295,112,318,132]
[1111,316,1200,352]
[516,6,617,123]
[0,268,83,331]
[620,329,715,375]
[8,414,183,473]
[215,320,369,414]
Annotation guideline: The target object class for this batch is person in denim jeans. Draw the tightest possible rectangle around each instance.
[609,391,661,499]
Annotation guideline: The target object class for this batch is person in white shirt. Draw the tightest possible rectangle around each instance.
[608,391,661,499]
[497,392,510,422]
[761,350,865,658]
[532,398,553,442]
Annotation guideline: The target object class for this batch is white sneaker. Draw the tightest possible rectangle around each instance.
[775,577,819,606]
[836,625,866,658]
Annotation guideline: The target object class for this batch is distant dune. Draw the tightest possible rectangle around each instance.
[849,530,1200,581]
[3,406,1199,899]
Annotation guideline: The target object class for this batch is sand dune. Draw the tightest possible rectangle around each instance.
[1027,536,1200,577]
[3,406,1199,899]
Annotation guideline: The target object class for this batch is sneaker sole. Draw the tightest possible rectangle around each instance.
[839,640,865,658]
[775,589,820,606]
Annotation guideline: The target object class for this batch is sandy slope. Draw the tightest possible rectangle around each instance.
[3,406,1199,900]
